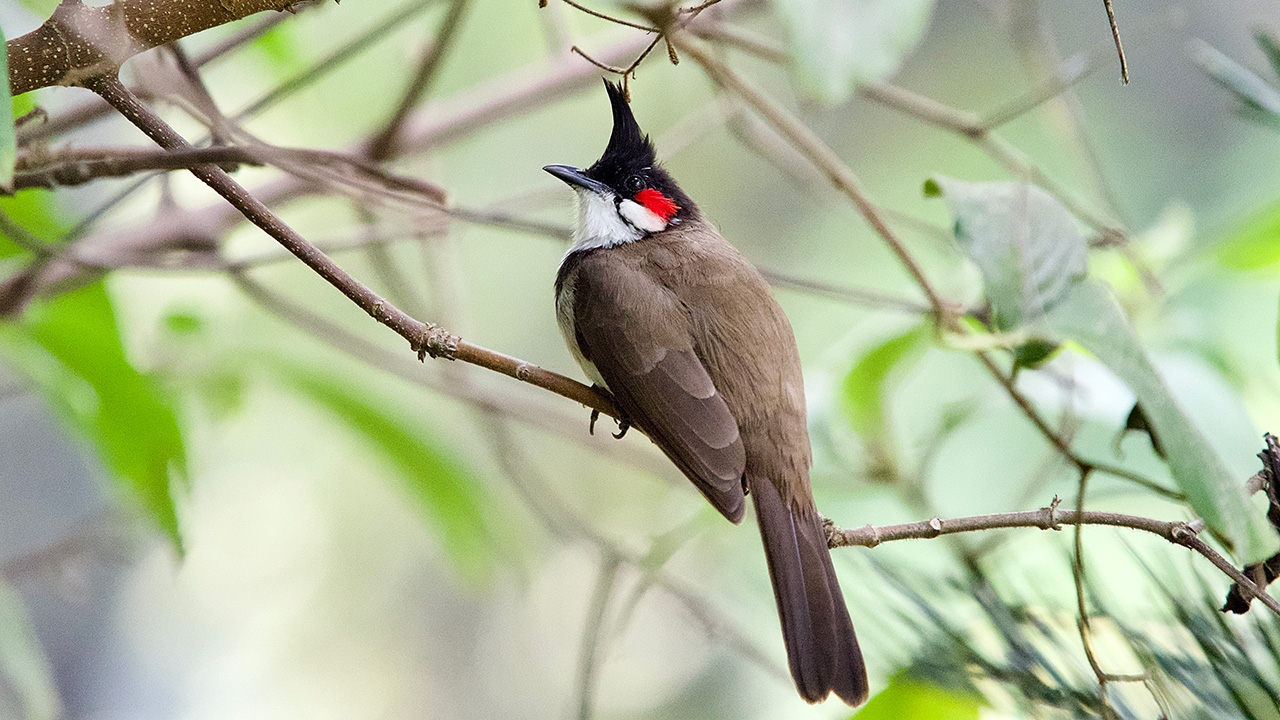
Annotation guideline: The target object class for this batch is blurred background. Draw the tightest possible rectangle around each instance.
[2,0,1280,717]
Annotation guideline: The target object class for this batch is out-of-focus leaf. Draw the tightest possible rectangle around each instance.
[278,365,493,579]
[1011,337,1061,370]
[0,283,187,548]
[776,0,936,105]
[252,23,303,71]
[15,0,57,16]
[0,580,59,720]
[853,675,982,720]
[840,323,929,439]
[1256,31,1280,83]
[0,191,63,260]
[0,27,13,193]
[927,177,1088,330]
[1116,402,1165,459]
[1043,281,1278,562]
[1215,197,1280,270]
[1193,40,1280,126]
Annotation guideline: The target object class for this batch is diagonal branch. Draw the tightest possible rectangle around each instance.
[85,72,618,419]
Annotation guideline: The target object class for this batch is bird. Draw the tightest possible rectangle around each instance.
[543,80,868,706]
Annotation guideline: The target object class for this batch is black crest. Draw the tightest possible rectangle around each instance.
[586,81,697,220]
[597,81,656,171]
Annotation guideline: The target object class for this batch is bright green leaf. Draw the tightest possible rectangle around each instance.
[278,365,494,579]
[0,27,13,193]
[841,323,929,438]
[929,177,1088,330]
[777,0,936,105]
[252,23,303,72]
[1042,281,1278,561]
[0,283,187,548]
[853,675,982,720]
[0,580,60,720]
[1215,196,1280,270]
[0,192,63,260]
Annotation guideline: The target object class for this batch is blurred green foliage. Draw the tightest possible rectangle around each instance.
[0,283,187,547]
[277,362,496,580]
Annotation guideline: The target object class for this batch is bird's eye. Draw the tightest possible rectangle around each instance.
[623,175,646,193]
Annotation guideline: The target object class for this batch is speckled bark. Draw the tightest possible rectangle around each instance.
[7,0,300,96]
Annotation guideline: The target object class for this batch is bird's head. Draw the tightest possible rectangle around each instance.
[545,81,696,249]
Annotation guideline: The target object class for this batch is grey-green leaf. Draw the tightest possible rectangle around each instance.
[777,0,937,105]
[1042,281,1278,562]
[0,580,60,720]
[929,177,1088,330]
[1193,40,1280,127]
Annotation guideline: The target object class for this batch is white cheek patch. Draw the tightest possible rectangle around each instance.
[618,198,669,233]
[571,189,642,251]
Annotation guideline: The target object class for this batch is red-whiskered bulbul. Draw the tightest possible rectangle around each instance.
[544,81,868,706]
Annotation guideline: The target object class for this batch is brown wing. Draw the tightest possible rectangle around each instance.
[571,252,747,522]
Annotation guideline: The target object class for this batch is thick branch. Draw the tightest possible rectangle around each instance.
[8,0,298,96]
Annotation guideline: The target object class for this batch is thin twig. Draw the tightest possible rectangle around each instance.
[672,35,955,322]
[13,146,262,189]
[367,0,472,161]
[1102,0,1129,84]
[828,506,1280,616]
[575,553,622,720]
[556,0,657,32]
[1071,468,1120,718]
[232,0,442,122]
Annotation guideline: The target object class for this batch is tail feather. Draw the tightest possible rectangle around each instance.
[750,473,868,705]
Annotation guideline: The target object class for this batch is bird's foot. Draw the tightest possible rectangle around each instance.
[612,417,631,439]
[587,384,631,439]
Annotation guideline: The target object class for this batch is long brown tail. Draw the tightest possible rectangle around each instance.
[749,473,868,705]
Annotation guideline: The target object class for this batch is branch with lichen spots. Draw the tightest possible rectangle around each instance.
[7,0,303,96]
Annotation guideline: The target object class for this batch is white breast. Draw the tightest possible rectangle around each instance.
[554,264,609,389]
[569,188,642,252]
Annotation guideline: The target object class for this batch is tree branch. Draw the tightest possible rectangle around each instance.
[7,0,299,96]
[86,73,618,419]
[827,506,1280,616]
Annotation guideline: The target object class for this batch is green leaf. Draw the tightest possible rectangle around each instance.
[1011,337,1061,370]
[777,0,937,105]
[840,323,929,439]
[1042,281,1278,561]
[278,365,494,579]
[853,675,982,720]
[1194,40,1280,127]
[1215,196,1280,270]
[929,177,1088,330]
[0,27,12,193]
[0,580,60,720]
[0,283,187,548]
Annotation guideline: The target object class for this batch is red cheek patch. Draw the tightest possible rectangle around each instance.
[634,188,679,220]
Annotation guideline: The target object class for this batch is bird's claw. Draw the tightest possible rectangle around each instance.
[612,418,631,439]
[589,408,600,435]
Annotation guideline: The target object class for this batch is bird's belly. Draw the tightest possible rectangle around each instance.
[556,275,609,389]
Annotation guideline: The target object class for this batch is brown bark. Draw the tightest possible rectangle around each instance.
[7,0,298,96]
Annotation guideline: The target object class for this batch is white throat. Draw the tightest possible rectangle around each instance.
[568,189,668,253]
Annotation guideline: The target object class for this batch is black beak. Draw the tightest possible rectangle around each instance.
[543,164,611,195]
